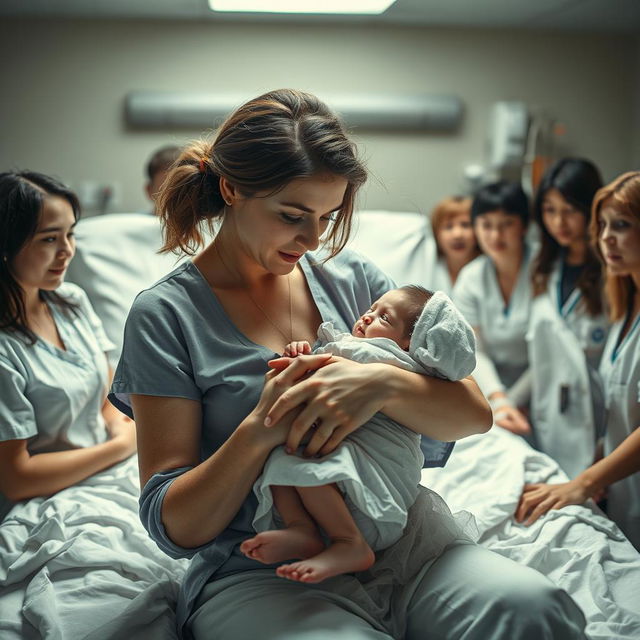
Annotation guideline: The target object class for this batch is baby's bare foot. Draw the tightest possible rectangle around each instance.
[240,526,324,565]
[276,537,375,583]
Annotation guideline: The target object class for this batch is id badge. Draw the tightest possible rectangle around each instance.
[559,384,570,414]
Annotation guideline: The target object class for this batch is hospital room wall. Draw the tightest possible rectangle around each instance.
[0,18,636,215]
[633,37,640,171]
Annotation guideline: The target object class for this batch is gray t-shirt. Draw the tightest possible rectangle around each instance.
[109,248,452,633]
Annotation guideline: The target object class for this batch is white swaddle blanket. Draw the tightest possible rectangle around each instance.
[252,291,476,555]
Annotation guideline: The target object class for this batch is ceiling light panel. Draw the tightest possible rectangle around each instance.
[208,1,396,15]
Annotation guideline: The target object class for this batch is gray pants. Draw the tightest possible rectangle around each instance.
[187,544,586,639]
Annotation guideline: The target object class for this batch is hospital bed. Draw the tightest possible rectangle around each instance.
[0,211,638,640]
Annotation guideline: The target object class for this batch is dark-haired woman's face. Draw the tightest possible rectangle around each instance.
[541,189,587,251]
[473,210,525,263]
[12,196,76,294]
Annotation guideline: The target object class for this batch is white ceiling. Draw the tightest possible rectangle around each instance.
[1,0,639,33]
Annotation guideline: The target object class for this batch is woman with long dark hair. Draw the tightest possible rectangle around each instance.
[0,171,136,521]
[527,158,609,477]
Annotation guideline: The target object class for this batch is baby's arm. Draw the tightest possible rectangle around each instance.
[284,341,313,357]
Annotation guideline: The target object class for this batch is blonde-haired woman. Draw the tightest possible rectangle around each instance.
[517,171,640,551]
[427,196,480,295]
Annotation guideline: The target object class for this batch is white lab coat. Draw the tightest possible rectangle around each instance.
[599,311,640,550]
[526,260,609,478]
[453,249,533,399]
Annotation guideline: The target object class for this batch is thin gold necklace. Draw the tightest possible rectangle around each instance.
[214,241,293,344]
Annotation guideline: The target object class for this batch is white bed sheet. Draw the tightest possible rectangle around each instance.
[422,426,640,640]
[2,430,639,640]
[0,457,186,640]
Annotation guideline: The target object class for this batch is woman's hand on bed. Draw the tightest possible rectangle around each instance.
[493,405,531,437]
[105,415,137,460]
[515,480,593,526]
[265,356,388,457]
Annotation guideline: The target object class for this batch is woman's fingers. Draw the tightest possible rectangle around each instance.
[515,482,576,525]
[495,408,531,436]
[301,418,344,457]
[524,495,558,526]
[317,425,351,456]
[283,404,325,452]
[265,357,334,427]
[515,484,546,522]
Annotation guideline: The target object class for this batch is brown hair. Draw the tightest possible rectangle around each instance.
[158,89,367,257]
[430,195,478,258]
[590,171,640,322]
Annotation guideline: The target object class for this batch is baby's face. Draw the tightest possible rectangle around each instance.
[352,289,411,350]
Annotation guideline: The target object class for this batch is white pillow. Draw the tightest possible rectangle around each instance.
[347,210,435,287]
[66,213,187,368]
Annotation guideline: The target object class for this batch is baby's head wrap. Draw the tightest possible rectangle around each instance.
[408,291,476,381]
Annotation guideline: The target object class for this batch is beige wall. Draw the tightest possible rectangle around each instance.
[633,36,640,171]
[0,18,636,215]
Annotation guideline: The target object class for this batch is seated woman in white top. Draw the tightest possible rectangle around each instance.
[453,181,533,437]
[517,171,640,551]
[427,196,480,296]
[0,171,136,521]
[527,159,609,478]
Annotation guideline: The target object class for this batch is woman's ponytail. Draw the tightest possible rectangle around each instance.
[158,139,226,255]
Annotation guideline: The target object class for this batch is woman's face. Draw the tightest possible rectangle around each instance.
[225,172,348,276]
[436,211,477,263]
[541,188,587,250]
[12,195,76,293]
[473,210,525,263]
[597,200,640,280]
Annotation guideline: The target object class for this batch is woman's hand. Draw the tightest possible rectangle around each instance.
[494,405,531,436]
[515,479,594,526]
[489,393,531,436]
[265,356,388,457]
[105,414,137,460]
[244,354,333,452]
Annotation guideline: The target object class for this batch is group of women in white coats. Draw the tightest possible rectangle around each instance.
[517,170,640,551]
[435,162,640,550]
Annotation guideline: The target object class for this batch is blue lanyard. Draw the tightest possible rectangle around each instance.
[557,260,582,319]
[612,311,640,363]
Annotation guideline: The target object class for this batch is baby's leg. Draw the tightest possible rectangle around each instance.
[240,485,324,564]
[277,484,375,583]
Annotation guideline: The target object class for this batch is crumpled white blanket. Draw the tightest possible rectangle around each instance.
[0,456,187,640]
[2,429,639,640]
[422,426,640,640]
